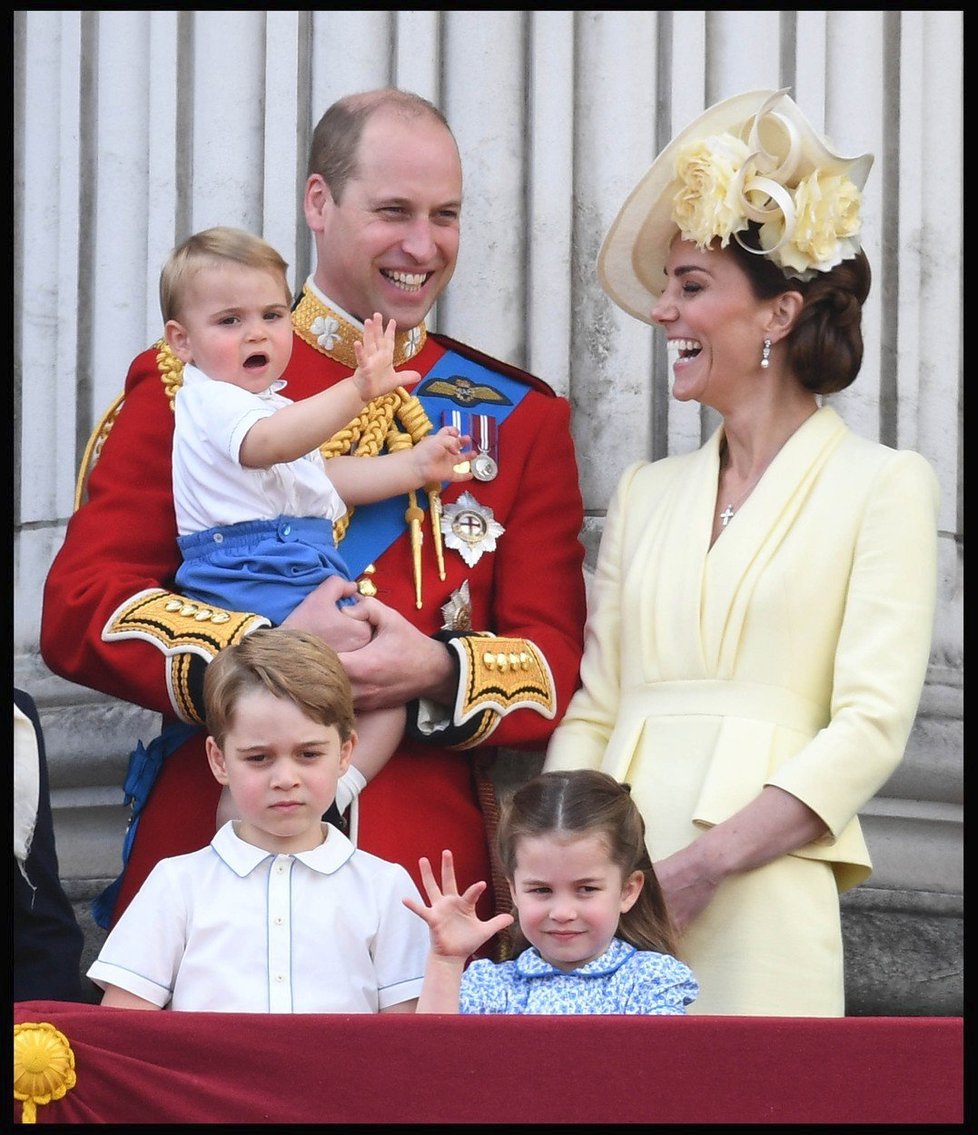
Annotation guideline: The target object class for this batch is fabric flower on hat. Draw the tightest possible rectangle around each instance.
[762,169,863,279]
[672,134,752,249]
[667,96,867,284]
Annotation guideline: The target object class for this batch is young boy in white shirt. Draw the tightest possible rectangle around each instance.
[87,627,428,1012]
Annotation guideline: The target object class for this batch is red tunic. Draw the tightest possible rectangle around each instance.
[41,294,586,930]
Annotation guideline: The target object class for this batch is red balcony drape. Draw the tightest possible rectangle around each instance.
[13,1001,963,1125]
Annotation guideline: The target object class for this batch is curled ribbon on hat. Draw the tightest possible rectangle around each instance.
[735,90,803,255]
[748,95,804,181]
[731,92,804,258]
[733,173,797,255]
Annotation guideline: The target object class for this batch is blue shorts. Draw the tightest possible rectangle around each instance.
[175,516,357,625]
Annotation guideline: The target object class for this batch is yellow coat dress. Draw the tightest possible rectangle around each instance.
[544,406,939,1015]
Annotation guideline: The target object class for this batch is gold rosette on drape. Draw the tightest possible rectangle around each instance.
[13,1022,77,1123]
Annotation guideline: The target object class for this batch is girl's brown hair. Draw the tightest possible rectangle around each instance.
[496,769,680,958]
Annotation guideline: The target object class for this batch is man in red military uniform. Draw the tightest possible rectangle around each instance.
[41,89,586,939]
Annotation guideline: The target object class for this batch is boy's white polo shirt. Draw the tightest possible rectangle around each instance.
[88,822,427,1012]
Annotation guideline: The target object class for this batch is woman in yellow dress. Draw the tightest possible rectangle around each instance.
[544,90,939,1016]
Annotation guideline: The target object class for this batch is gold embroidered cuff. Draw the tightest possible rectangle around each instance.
[447,634,557,745]
[102,589,271,722]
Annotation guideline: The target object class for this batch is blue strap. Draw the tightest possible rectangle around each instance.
[92,720,201,929]
[338,349,529,577]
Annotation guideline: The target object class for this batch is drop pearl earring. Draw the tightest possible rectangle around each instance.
[760,338,772,369]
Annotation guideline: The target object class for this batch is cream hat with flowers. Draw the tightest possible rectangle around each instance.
[598,89,874,323]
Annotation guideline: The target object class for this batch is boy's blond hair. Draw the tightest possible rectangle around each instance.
[159,226,291,323]
[204,628,355,749]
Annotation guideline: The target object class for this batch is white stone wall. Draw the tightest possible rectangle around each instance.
[14,11,963,995]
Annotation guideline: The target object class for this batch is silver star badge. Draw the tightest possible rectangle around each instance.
[440,491,504,568]
[441,580,472,631]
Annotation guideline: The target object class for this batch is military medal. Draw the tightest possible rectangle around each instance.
[470,414,498,481]
[440,491,504,568]
[443,410,498,482]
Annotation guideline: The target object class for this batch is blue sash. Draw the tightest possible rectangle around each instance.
[338,349,530,576]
